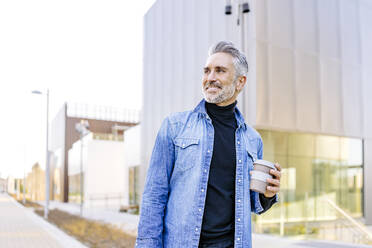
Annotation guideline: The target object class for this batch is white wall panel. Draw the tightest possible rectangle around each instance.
[246,3,258,125]
[360,0,372,139]
[182,0,198,111]
[269,46,296,129]
[154,2,163,126]
[170,0,183,113]
[209,0,227,44]
[295,52,320,131]
[193,0,210,108]
[320,59,343,135]
[255,0,268,42]
[162,0,173,116]
[317,0,340,60]
[293,0,317,53]
[267,0,293,49]
[342,65,362,137]
[340,0,361,65]
[256,41,269,125]
[360,0,372,225]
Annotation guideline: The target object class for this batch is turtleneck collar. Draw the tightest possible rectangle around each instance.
[205,101,237,118]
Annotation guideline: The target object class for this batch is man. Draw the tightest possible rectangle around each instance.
[136,41,281,248]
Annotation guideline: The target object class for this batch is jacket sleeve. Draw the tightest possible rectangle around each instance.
[250,137,278,214]
[136,117,175,247]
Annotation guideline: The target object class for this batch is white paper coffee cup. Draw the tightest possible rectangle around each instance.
[250,160,276,194]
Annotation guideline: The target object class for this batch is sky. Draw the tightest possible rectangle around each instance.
[0,0,156,178]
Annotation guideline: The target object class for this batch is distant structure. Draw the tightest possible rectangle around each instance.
[26,163,45,201]
[0,177,6,193]
[50,102,139,202]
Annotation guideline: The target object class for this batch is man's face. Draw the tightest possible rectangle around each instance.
[202,52,241,106]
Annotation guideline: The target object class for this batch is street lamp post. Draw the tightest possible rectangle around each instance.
[32,89,50,219]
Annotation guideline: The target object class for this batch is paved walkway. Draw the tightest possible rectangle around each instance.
[0,193,87,248]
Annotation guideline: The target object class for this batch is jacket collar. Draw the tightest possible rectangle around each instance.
[193,99,247,130]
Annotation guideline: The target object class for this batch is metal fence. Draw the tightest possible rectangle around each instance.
[67,102,140,123]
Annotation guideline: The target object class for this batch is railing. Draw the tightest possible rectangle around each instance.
[253,192,372,245]
[324,198,372,245]
[87,193,128,211]
[67,102,140,124]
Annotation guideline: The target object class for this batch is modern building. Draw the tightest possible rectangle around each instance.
[0,177,6,193]
[6,176,16,195]
[26,163,46,201]
[51,102,139,202]
[141,0,372,243]
[123,125,141,206]
[68,132,127,211]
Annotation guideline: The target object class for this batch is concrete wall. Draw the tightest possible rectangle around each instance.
[124,125,141,167]
[6,176,15,195]
[69,134,127,210]
[359,0,372,225]
[254,0,372,224]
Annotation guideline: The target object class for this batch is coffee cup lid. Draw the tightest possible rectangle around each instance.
[253,159,276,170]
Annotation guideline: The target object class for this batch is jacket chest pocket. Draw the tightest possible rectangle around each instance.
[174,137,200,171]
[247,150,257,171]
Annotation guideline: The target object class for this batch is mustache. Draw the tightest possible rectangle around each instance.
[205,81,222,89]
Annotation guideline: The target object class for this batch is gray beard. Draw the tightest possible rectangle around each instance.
[202,80,237,104]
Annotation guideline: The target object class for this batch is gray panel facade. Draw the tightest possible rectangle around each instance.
[142,0,372,223]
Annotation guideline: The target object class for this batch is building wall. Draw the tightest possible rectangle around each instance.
[68,134,127,210]
[0,178,6,192]
[124,125,141,167]
[254,0,372,224]
[6,176,15,195]
[26,164,46,201]
[142,0,372,223]
[124,125,141,205]
[51,102,139,202]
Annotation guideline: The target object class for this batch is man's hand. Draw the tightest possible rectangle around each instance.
[263,163,281,198]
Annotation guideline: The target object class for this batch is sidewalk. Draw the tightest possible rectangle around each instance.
[0,193,87,248]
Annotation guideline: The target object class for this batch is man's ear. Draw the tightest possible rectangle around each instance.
[236,76,247,92]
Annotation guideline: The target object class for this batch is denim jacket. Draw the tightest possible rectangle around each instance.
[136,99,275,248]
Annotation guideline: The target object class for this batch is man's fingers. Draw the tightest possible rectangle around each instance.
[274,163,281,171]
[267,178,280,187]
[270,169,281,179]
[267,186,280,193]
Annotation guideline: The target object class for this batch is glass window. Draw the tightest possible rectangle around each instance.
[254,130,363,236]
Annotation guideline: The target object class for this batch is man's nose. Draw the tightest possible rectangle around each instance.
[207,71,216,81]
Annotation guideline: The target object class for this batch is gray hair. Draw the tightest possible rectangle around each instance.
[208,41,248,77]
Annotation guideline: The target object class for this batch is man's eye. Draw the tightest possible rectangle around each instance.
[216,68,224,73]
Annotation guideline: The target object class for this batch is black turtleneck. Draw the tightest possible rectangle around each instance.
[200,101,238,243]
[200,101,276,245]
